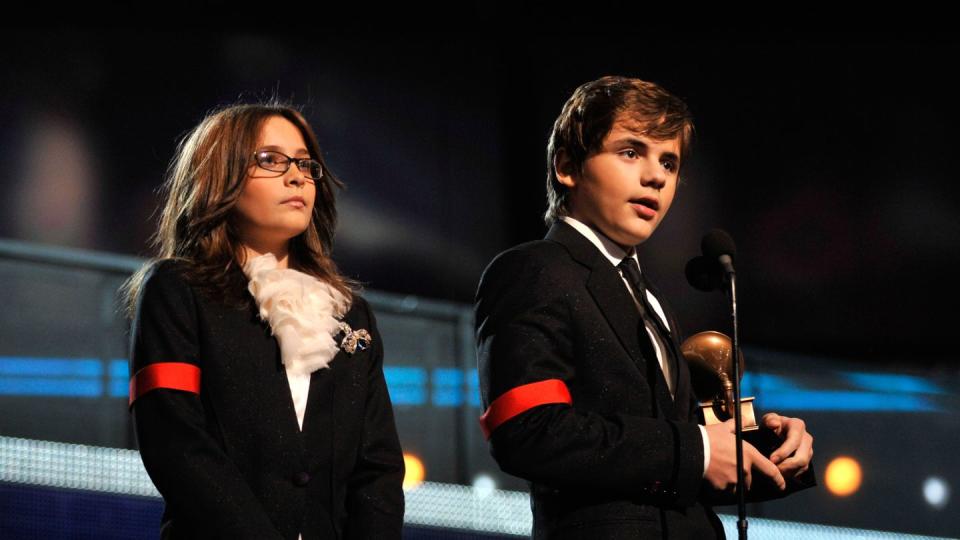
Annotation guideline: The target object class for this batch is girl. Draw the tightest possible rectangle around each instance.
[123,103,404,539]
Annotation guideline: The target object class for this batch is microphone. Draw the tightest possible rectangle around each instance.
[685,256,724,292]
[694,228,748,537]
[701,229,737,276]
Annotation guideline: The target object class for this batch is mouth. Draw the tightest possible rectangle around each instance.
[629,197,659,220]
[281,196,306,208]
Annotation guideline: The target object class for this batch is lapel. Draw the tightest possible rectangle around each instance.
[302,303,364,478]
[546,222,647,373]
[244,302,309,455]
[300,351,339,467]
[546,221,679,419]
[299,315,369,486]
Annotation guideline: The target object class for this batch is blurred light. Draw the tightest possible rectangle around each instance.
[404,480,531,535]
[383,367,428,406]
[0,435,941,539]
[432,367,464,407]
[923,477,950,509]
[825,456,862,497]
[472,473,496,499]
[14,115,99,246]
[403,453,425,490]
[0,435,158,497]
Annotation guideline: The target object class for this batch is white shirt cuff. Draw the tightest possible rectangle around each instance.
[699,424,710,477]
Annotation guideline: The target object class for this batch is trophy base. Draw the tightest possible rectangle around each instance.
[700,396,758,431]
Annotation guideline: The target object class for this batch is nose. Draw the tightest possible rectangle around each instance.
[284,162,307,187]
[640,159,667,190]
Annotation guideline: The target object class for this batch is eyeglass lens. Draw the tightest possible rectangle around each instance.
[255,150,322,180]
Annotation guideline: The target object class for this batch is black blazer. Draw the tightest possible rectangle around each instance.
[476,221,724,539]
[129,260,404,540]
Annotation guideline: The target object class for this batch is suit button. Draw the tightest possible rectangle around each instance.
[293,471,311,487]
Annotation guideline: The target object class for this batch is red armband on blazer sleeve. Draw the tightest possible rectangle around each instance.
[479,379,572,439]
[129,362,201,407]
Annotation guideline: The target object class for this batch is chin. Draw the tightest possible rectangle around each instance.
[272,226,307,241]
[620,228,655,247]
[284,219,311,232]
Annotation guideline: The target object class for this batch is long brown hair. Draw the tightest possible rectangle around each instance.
[121,102,354,317]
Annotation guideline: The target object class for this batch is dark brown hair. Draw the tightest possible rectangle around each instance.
[121,102,354,317]
[544,76,695,224]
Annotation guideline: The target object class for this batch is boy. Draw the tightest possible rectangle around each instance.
[475,76,813,539]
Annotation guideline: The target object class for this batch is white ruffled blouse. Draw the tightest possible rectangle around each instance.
[243,253,350,430]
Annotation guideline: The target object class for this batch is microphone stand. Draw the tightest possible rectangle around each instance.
[726,270,747,540]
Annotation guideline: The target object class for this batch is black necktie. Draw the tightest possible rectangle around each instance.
[617,257,675,394]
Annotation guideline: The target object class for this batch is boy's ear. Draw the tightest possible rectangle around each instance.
[554,149,577,188]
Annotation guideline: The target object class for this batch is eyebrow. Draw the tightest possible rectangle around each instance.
[259,145,310,156]
[612,136,681,164]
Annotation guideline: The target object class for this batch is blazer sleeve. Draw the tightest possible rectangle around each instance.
[476,248,705,507]
[344,299,405,539]
[129,262,284,539]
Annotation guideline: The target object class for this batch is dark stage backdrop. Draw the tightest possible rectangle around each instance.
[2,31,956,366]
[0,28,958,538]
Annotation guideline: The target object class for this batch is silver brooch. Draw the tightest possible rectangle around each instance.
[338,322,372,354]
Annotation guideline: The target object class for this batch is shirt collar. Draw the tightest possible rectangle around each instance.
[560,216,638,268]
[559,216,670,333]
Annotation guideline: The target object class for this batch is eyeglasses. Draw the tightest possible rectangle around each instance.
[252,150,323,181]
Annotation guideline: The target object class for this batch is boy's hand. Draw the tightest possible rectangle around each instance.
[704,419,786,492]
[762,413,814,477]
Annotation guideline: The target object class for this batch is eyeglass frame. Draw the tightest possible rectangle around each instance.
[250,149,324,182]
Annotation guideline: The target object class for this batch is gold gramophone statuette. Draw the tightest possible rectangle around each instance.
[680,331,757,431]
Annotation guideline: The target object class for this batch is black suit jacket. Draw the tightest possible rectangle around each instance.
[476,221,725,539]
[129,260,404,540]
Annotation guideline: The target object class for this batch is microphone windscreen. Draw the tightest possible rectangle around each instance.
[701,229,737,261]
[685,256,724,292]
